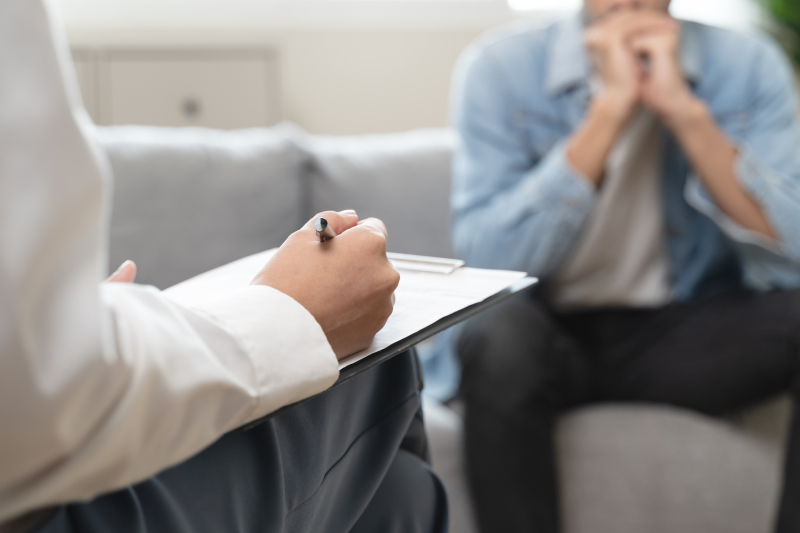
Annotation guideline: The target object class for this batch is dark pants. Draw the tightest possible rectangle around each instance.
[457,289,800,533]
[32,351,448,533]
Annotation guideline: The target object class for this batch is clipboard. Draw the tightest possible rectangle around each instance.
[240,275,538,430]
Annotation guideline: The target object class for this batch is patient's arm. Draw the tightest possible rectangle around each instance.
[569,10,674,185]
[629,24,776,239]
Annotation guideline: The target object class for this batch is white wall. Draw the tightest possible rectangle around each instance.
[275,30,483,134]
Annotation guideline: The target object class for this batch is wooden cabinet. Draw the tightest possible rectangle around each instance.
[71,49,280,129]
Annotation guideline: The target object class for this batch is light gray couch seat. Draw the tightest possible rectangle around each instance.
[426,397,790,533]
[556,400,788,533]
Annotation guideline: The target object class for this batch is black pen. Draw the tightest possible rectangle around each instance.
[314,217,337,242]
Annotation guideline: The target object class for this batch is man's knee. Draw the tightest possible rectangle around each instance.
[727,289,800,345]
[457,296,565,400]
[350,450,447,533]
[776,289,800,335]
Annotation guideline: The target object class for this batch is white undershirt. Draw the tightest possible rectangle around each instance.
[551,108,672,308]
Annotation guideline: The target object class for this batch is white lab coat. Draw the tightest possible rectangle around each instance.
[0,0,338,523]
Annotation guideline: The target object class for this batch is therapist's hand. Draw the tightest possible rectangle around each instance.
[251,210,400,360]
[107,260,137,283]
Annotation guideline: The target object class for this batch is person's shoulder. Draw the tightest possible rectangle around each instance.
[457,16,565,75]
[689,21,791,79]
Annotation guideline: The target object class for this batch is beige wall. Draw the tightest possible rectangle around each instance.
[277,30,481,135]
[67,29,488,135]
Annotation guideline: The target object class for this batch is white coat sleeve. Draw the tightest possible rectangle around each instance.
[0,0,338,522]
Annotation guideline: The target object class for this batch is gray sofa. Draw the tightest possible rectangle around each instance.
[98,123,791,533]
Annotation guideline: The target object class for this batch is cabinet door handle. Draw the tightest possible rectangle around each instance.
[181,97,202,119]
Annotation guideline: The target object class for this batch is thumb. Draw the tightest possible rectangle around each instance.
[107,260,137,283]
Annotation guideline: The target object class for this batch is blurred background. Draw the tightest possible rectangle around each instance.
[60,0,773,136]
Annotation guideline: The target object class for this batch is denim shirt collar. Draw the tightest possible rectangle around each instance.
[545,11,703,96]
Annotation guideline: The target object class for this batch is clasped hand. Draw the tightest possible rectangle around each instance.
[584,9,696,126]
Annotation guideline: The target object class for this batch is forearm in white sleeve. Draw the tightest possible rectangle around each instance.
[0,0,337,522]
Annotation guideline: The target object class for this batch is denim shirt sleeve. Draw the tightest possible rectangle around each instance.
[683,39,800,290]
[450,44,595,276]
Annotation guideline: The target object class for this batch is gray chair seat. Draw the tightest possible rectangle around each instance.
[425,396,790,533]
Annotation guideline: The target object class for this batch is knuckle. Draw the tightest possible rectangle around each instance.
[373,235,388,254]
[359,227,387,252]
[378,299,394,322]
[386,267,400,291]
[286,229,305,243]
[362,334,378,350]
[365,216,387,229]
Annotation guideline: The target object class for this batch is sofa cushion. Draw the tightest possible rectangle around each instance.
[304,129,458,259]
[97,124,307,289]
[424,396,790,533]
[556,398,789,533]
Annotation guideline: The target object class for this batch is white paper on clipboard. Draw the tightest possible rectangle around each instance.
[387,252,465,274]
[165,249,528,370]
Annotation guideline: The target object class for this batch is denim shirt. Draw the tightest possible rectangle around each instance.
[450,13,800,301]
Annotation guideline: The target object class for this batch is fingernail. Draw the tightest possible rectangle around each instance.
[340,209,357,216]
[113,260,132,275]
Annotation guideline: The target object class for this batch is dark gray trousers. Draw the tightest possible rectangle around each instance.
[458,289,800,533]
[31,351,447,533]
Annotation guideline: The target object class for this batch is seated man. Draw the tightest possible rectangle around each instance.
[0,2,446,532]
[451,0,800,532]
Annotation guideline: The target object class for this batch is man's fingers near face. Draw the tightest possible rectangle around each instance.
[597,10,675,40]
[586,15,672,54]
[629,28,678,52]
[601,9,672,25]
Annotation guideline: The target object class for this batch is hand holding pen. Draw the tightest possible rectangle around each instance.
[251,210,399,359]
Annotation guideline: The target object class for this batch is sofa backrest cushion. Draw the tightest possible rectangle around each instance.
[305,129,457,259]
[97,124,307,289]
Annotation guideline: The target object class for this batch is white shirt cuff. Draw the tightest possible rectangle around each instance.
[188,285,339,423]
